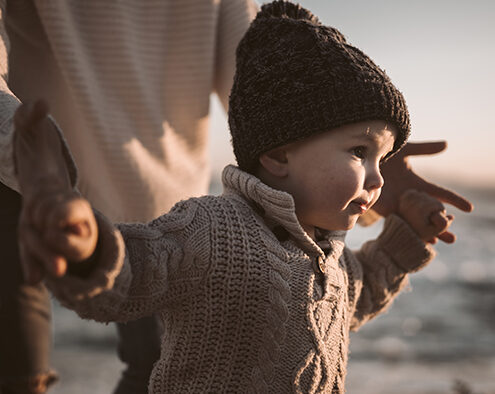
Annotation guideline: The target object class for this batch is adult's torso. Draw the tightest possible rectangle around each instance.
[5,0,224,221]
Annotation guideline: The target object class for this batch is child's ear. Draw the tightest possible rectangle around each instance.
[259,146,289,177]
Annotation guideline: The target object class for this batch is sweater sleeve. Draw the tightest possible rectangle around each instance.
[213,0,258,110]
[46,199,212,323]
[0,2,77,191]
[347,214,435,331]
[0,2,23,190]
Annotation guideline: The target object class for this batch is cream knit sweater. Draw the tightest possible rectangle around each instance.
[48,165,434,393]
[0,0,257,221]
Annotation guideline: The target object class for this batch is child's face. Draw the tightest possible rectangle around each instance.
[284,120,397,237]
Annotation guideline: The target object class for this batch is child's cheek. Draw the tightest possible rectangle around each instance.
[336,166,363,202]
[370,188,382,207]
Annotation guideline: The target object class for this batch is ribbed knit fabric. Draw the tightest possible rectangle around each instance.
[47,165,434,393]
[0,0,258,221]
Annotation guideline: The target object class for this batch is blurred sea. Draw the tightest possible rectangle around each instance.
[50,184,495,394]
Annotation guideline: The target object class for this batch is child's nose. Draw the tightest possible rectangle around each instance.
[365,165,385,190]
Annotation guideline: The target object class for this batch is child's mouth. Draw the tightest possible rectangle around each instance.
[350,199,369,214]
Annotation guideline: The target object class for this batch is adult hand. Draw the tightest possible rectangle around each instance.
[362,141,473,243]
[14,100,98,284]
[374,141,473,215]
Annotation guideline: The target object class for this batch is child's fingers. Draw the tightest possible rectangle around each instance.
[45,225,95,262]
[29,192,92,239]
[429,211,454,232]
[424,198,446,218]
[400,189,445,214]
[20,192,97,266]
[429,210,448,229]
[399,189,457,243]
[43,197,98,261]
[429,212,455,244]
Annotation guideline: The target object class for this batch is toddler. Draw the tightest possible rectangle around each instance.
[15,1,453,392]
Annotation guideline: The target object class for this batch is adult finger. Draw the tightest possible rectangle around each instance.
[417,180,474,213]
[14,100,50,134]
[30,193,70,232]
[438,231,456,244]
[19,224,67,278]
[29,100,50,125]
[13,102,33,131]
[400,141,447,157]
[19,247,45,285]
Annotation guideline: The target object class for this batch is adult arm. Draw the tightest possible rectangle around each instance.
[15,101,210,323]
[0,5,76,192]
[213,0,258,110]
[0,1,25,190]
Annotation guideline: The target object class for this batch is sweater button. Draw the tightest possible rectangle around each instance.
[317,256,325,273]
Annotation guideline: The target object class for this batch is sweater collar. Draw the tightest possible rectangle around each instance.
[221,165,346,257]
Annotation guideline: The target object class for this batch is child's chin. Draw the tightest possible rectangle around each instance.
[344,217,360,230]
[326,220,357,232]
[345,223,357,231]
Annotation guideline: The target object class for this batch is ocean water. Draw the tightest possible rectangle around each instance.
[50,186,495,394]
[343,186,495,393]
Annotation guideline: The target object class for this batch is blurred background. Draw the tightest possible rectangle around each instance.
[209,0,495,187]
[51,1,495,393]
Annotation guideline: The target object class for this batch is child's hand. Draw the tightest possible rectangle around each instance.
[14,100,98,284]
[398,189,455,244]
[18,191,98,284]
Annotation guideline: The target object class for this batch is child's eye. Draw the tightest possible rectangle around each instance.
[351,146,366,159]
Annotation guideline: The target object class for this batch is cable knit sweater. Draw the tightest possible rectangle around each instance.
[47,165,434,393]
[0,0,257,221]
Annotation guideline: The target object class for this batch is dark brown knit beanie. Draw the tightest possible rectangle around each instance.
[229,0,410,173]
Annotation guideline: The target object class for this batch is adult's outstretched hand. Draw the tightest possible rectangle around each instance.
[364,141,474,243]
[14,100,98,284]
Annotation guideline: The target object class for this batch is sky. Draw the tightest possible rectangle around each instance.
[209,0,495,188]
